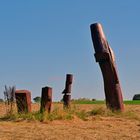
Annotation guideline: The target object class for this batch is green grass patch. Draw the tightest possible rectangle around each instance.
[88,107,140,121]
[124,100,140,105]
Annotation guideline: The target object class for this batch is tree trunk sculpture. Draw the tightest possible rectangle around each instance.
[90,23,124,111]
[62,74,73,109]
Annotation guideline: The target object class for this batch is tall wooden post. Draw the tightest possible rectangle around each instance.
[15,90,31,113]
[62,74,73,109]
[90,23,124,111]
[40,86,52,113]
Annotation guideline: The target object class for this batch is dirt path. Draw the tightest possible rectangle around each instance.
[0,116,140,140]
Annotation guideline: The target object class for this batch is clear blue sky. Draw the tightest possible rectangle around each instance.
[0,0,140,101]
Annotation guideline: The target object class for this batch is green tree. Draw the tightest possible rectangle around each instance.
[33,96,41,103]
[0,98,4,102]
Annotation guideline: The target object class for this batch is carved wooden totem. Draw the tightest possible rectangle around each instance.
[90,23,124,111]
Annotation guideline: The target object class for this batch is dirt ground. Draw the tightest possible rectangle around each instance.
[0,103,140,140]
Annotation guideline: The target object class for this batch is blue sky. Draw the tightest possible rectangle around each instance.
[0,0,140,101]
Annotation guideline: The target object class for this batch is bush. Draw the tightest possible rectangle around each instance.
[133,94,140,100]
[0,98,4,102]
[33,96,41,103]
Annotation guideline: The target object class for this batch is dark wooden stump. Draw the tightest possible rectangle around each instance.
[90,23,124,111]
[15,90,31,113]
[62,74,73,109]
[63,94,71,109]
[40,87,52,113]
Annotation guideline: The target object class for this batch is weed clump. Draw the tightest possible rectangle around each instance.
[3,85,16,115]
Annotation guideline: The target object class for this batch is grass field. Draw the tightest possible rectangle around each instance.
[0,102,140,140]
[72,100,140,105]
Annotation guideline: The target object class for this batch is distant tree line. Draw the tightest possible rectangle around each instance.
[71,98,96,102]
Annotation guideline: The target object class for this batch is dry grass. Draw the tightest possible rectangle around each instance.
[0,103,140,140]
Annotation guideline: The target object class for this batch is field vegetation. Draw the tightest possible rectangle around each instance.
[71,98,140,105]
[0,101,140,139]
